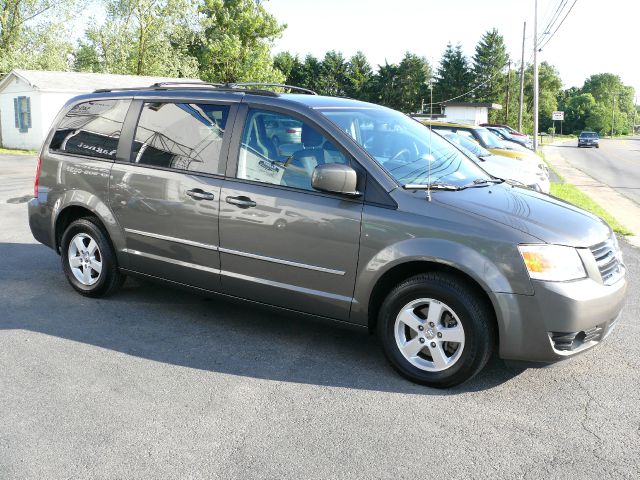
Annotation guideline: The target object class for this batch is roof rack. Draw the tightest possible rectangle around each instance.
[93,81,316,96]
[230,83,317,95]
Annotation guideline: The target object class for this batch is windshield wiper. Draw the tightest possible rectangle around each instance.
[459,178,504,189]
[403,182,461,191]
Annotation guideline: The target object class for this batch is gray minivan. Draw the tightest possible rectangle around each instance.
[28,83,627,387]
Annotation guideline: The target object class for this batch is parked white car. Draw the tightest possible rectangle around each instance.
[443,132,550,193]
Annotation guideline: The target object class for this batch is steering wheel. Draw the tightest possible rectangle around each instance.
[390,148,412,162]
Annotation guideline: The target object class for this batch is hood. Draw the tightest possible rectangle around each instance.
[434,183,611,247]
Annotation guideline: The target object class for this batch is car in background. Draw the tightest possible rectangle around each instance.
[264,115,302,147]
[486,126,534,150]
[578,131,600,148]
[481,123,530,140]
[420,121,547,175]
[442,132,550,193]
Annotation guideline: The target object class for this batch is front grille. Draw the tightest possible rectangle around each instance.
[590,239,623,285]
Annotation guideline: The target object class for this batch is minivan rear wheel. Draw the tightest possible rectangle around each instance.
[60,217,125,297]
[377,272,495,388]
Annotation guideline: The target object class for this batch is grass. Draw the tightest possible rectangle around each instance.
[0,147,38,155]
[550,183,632,235]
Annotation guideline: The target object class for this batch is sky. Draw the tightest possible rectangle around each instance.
[264,0,640,99]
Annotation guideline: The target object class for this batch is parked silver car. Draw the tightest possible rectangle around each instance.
[28,83,627,387]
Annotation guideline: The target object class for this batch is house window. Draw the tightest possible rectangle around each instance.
[14,96,31,133]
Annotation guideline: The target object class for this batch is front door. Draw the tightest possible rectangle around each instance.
[218,107,363,320]
[110,100,234,291]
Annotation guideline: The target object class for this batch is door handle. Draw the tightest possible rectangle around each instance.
[226,195,257,208]
[186,188,215,201]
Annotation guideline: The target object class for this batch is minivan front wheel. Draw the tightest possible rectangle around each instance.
[60,218,125,297]
[378,272,495,388]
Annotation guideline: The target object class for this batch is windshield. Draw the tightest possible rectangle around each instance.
[475,128,504,148]
[580,132,598,138]
[445,133,492,158]
[318,107,489,186]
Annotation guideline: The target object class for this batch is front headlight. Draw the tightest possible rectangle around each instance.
[518,244,586,281]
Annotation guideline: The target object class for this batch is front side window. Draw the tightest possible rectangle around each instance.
[50,99,130,159]
[236,109,348,191]
[319,106,489,187]
[131,102,229,174]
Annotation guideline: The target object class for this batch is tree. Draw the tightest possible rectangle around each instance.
[273,51,305,86]
[75,0,199,77]
[434,43,472,103]
[522,62,562,132]
[370,62,400,109]
[564,93,596,133]
[299,54,322,92]
[0,0,79,72]
[345,51,372,100]
[396,52,431,113]
[316,50,348,96]
[195,0,285,83]
[471,29,508,104]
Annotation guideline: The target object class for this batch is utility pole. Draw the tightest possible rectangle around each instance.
[611,95,616,138]
[505,60,512,124]
[634,96,637,136]
[533,0,539,151]
[518,21,526,132]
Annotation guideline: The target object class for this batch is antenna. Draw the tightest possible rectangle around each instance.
[427,77,434,202]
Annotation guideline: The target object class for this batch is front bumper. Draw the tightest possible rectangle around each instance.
[494,272,627,363]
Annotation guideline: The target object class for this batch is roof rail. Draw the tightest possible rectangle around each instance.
[93,81,316,96]
[230,83,317,95]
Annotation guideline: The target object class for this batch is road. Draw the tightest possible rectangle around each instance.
[1,155,639,479]
[554,136,640,205]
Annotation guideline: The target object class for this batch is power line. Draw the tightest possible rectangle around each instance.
[537,0,567,44]
[538,0,578,51]
[425,60,510,106]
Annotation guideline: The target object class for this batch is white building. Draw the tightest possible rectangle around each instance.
[413,102,502,126]
[0,69,197,150]
[441,102,502,125]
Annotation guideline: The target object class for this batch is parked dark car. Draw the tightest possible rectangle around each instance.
[578,131,600,148]
[28,82,626,387]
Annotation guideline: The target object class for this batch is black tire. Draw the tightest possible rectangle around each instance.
[60,217,125,297]
[377,272,495,388]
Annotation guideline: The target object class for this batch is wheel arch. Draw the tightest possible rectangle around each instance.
[52,195,127,268]
[366,260,499,340]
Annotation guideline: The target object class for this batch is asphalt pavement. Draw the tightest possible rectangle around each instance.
[553,136,640,205]
[1,154,639,479]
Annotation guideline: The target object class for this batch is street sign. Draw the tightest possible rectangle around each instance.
[552,111,564,121]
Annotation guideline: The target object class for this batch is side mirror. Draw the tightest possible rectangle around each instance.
[311,163,361,197]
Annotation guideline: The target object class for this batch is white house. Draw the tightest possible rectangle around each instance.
[412,102,502,126]
[440,102,502,125]
[0,69,197,150]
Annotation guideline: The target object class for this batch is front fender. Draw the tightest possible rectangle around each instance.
[350,237,534,326]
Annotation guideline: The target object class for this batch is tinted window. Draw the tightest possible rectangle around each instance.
[132,102,229,174]
[236,109,348,191]
[50,99,131,159]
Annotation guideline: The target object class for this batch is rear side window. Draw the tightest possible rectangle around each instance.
[131,102,229,175]
[49,99,131,160]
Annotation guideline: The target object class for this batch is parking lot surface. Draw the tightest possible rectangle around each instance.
[1,154,639,479]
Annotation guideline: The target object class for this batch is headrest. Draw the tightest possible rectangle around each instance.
[302,124,323,148]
